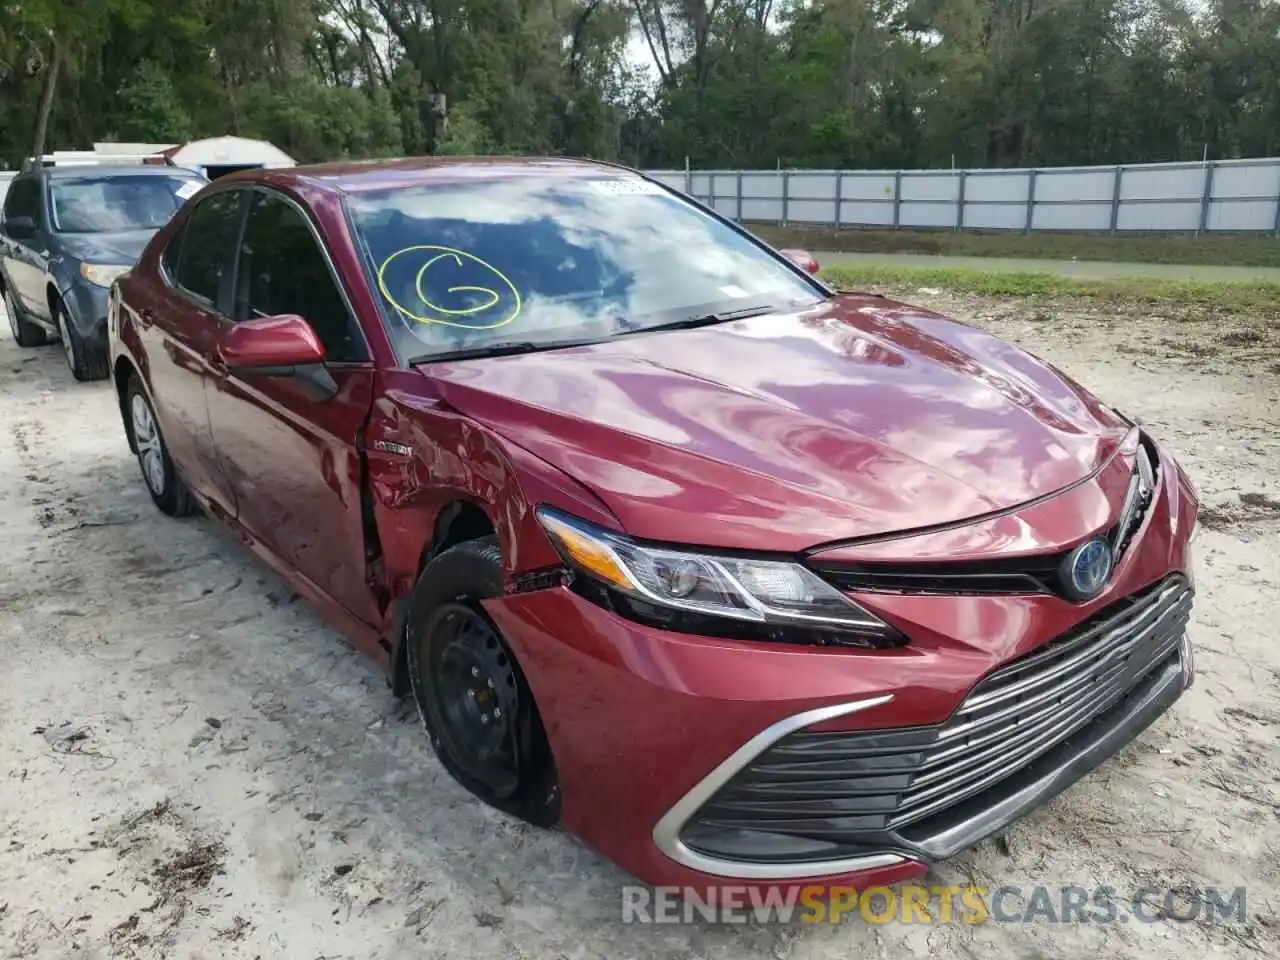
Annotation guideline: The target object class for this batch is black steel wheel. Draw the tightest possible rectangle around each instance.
[406,536,560,825]
[426,601,521,796]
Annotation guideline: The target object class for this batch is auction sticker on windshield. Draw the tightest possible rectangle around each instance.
[586,179,665,197]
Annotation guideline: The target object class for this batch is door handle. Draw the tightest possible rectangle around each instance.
[208,348,228,375]
[137,308,156,328]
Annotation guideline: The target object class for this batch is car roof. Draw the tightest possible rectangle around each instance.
[222,155,641,195]
[42,164,205,180]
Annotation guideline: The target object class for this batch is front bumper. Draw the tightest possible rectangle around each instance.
[484,444,1197,892]
[672,577,1192,870]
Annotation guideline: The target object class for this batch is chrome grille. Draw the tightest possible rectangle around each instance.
[685,576,1192,849]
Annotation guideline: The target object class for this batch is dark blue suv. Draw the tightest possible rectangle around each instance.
[1,164,207,380]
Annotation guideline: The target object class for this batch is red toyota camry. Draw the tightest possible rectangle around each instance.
[107,157,1199,892]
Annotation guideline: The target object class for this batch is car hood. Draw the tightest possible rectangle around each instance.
[55,230,156,266]
[424,295,1132,551]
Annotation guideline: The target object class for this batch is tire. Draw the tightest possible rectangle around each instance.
[55,296,109,381]
[406,536,560,826]
[124,375,196,517]
[4,283,49,348]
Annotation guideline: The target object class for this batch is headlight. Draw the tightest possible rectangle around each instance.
[536,507,900,647]
[80,263,131,287]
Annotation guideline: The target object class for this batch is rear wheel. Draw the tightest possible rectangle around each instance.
[406,537,560,826]
[55,297,109,381]
[125,375,196,517]
[4,284,49,348]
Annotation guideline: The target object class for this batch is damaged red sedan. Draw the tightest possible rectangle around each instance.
[108,157,1199,891]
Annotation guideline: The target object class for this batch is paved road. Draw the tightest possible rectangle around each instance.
[815,251,1280,284]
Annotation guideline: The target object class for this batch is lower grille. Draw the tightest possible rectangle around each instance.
[681,576,1192,864]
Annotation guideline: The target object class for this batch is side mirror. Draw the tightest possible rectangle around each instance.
[779,248,820,275]
[217,314,337,400]
[4,216,37,239]
[219,313,325,370]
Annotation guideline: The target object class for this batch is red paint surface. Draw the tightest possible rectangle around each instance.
[107,157,1199,889]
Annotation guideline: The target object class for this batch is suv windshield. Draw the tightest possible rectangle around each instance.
[50,175,203,233]
[345,175,824,360]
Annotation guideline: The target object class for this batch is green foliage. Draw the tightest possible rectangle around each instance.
[117,60,193,142]
[433,103,495,156]
[244,79,404,161]
[751,226,1280,268]
[2,0,1280,172]
[820,265,1280,316]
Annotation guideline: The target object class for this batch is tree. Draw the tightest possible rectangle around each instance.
[0,0,1277,172]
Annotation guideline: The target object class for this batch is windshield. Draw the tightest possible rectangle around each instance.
[50,175,203,233]
[345,175,824,360]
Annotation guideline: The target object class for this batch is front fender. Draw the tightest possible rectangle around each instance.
[366,370,620,600]
[369,369,621,695]
[52,263,110,338]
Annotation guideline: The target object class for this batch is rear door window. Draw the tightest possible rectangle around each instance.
[175,191,243,307]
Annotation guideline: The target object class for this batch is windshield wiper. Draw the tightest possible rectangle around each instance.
[616,303,778,337]
[407,337,603,365]
[407,304,779,364]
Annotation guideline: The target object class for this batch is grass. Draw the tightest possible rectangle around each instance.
[819,263,1280,316]
[751,224,1280,268]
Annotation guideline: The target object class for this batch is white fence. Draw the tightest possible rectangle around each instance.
[645,158,1280,235]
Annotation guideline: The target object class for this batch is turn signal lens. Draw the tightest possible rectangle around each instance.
[536,510,635,591]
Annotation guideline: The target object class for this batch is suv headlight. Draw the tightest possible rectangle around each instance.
[536,507,899,647]
[80,263,130,287]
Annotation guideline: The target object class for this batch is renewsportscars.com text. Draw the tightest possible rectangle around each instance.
[621,884,1248,925]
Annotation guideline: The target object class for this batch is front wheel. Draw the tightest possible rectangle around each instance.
[55,298,109,381]
[406,537,560,826]
[125,375,195,517]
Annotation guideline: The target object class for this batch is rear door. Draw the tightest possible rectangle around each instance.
[133,188,246,509]
[204,187,379,624]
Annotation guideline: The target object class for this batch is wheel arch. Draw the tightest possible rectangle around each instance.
[113,355,142,453]
[421,499,498,570]
[383,432,618,697]
[389,496,499,697]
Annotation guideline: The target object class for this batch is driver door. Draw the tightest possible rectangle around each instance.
[203,187,380,625]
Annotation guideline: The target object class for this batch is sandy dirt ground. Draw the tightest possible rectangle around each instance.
[0,295,1277,960]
